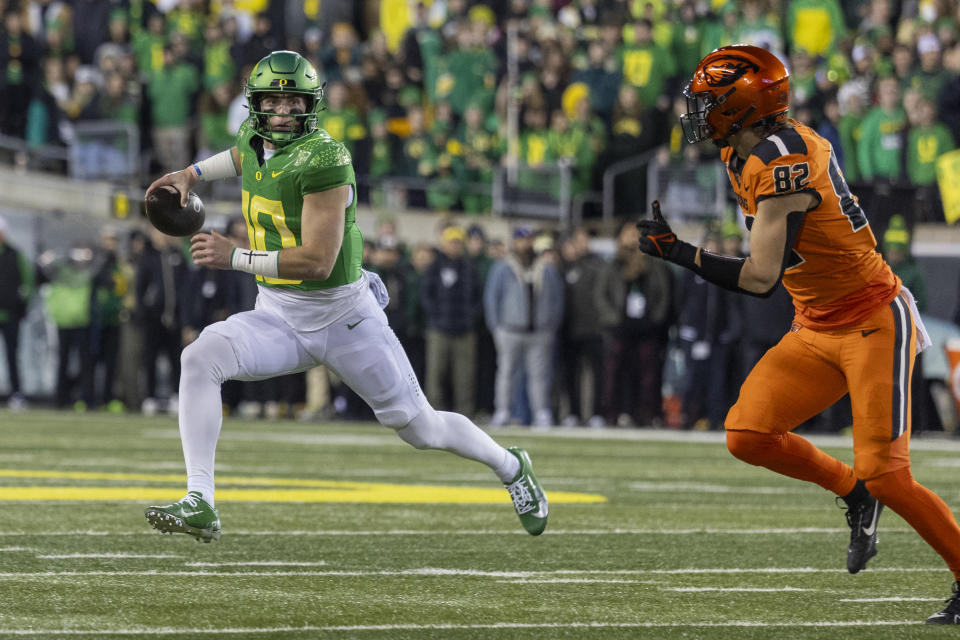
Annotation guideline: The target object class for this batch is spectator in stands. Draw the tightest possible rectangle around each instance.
[317,81,367,155]
[421,226,481,416]
[0,216,33,410]
[618,19,674,111]
[242,12,281,68]
[117,230,146,413]
[197,81,236,159]
[939,43,960,145]
[559,227,606,427]
[368,235,416,356]
[670,2,704,79]
[571,40,621,119]
[93,9,130,70]
[595,222,672,427]
[147,45,200,174]
[26,56,67,153]
[907,92,955,221]
[738,0,784,58]
[396,104,433,207]
[913,32,950,100]
[40,243,96,410]
[514,105,553,192]
[136,229,188,414]
[91,226,125,411]
[406,242,435,385]
[548,107,595,195]
[132,12,166,77]
[817,92,844,166]
[453,103,498,214]
[484,226,564,428]
[786,0,847,58]
[858,75,906,182]
[892,42,916,92]
[202,19,235,92]
[0,7,42,140]
[674,232,742,430]
[434,20,497,117]
[837,82,866,182]
[317,21,361,83]
[465,224,496,417]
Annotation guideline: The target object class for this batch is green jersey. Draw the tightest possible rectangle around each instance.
[236,120,363,291]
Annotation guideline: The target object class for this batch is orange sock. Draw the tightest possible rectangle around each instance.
[726,430,857,495]
[866,467,960,580]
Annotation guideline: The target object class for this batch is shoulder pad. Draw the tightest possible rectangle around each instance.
[750,128,808,165]
[299,131,352,168]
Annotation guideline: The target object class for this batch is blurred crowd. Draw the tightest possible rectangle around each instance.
[1,211,949,432]
[0,0,957,219]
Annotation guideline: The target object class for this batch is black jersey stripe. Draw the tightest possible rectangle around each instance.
[890,295,912,441]
[750,128,809,165]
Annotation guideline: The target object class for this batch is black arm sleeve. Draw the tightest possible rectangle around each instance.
[688,209,807,299]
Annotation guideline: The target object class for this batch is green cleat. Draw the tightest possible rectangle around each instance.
[144,491,221,543]
[505,447,548,536]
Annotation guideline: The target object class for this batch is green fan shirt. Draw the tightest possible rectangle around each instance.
[235,120,363,290]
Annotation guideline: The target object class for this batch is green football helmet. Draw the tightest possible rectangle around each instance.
[245,50,325,146]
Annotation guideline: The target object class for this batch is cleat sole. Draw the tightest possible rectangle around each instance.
[144,508,221,543]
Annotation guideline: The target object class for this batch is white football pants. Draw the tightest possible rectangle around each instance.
[178,286,518,503]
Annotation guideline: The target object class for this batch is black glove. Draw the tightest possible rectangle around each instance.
[637,201,678,259]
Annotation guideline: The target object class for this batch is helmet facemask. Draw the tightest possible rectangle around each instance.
[246,86,324,146]
[679,83,716,144]
[244,51,325,146]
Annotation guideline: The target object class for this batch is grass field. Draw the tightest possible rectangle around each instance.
[2,410,960,639]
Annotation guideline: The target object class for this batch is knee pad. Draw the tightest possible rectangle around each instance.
[396,405,445,450]
[180,331,239,385]
[726,429,779,466]
[864,467,912,503]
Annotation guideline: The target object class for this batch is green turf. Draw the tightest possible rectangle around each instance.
[2,410,960,639]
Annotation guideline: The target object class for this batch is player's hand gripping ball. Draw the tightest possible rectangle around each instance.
[146,186,205,237]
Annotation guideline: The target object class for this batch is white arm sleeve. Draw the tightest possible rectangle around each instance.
[192,150,238,182]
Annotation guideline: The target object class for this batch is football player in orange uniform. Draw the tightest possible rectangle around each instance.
[638,45,960,624]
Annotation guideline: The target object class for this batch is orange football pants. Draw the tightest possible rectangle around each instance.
[726,292,960,578]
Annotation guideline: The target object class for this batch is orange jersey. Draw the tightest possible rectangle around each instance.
[721,120,899,329]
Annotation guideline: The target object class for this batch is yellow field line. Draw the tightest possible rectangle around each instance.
[0,486,605,504]
[0,469,606,504]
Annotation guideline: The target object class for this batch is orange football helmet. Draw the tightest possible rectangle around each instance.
[680,45,790,144]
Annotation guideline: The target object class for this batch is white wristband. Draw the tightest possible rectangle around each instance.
[192,149,238,182]
[230,247,279,278]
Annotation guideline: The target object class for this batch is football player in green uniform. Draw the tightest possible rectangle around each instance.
[143,51,547,542]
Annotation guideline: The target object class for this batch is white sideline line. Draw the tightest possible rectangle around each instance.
[0,527,918,536]
[185,561,328,567]
[628,482,795,495]
[840,597,945,602]
[497,578,660,584]
[663,587,814,592]
[0,621,921,635]
[0,567,946,579]
[36,554,183,559]
[0,547,31,552]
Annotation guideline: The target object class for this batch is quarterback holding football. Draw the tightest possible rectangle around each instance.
[143,51,548,543]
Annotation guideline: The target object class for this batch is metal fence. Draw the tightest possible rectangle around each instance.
[646,160,728,220]
[68,121,140,182]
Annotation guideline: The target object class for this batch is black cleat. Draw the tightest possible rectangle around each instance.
[840,495,883,574]
[927,581,960,624]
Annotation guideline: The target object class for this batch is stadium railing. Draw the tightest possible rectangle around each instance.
[68,121,140,182]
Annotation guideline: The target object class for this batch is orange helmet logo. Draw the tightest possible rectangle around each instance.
[701,55,761,87]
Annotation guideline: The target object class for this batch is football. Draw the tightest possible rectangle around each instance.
[145,185,205,236]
